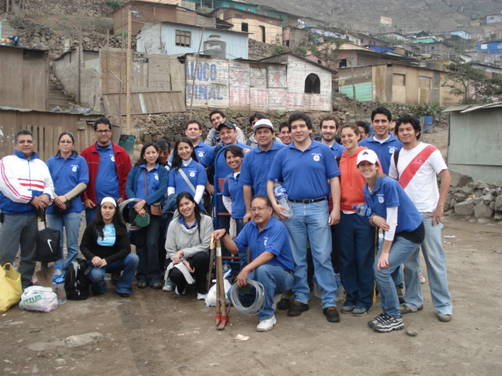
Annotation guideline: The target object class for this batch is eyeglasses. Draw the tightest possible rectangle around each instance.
[96,129,111,133]
[250,206,268,212]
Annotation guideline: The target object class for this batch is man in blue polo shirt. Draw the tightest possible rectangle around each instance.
[267,112,341,323]
[320,116,345,158]
[214,195,294,332]
[360,107,402,174]
[241,118,284,223]
[184,120,214,167]
[208,122,250,231]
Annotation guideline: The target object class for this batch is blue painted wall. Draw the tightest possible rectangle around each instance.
[476,41,502,55]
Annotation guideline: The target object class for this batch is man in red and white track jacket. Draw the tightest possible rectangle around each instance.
[0,129,54,288]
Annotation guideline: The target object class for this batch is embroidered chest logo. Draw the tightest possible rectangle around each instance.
[71,164,78,172]
[377,193,385,204]
[154,173,159,181]
[312,153,321,162]
[110,155,115,162]
[388,146,397,154]
[263,236,269,247]
[189,170,196,178]
[198,151,205,157]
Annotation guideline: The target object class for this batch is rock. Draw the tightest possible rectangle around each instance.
[453,192,467,201]
[64,332,104,348]
[460,185,474,195]
[481,193,494,202]
[450,171,473,188]
[454,200,474,216]
[494,213,502,221]
[495,196,502,212]
[477,218,491,224]
[474,202,493,219]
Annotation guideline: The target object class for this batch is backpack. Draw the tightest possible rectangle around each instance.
[64,258,90,300]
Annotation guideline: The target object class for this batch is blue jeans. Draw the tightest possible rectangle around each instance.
[47,211,82,271]
[85,208,98,225]
[404,213,453,314]
[336,213,375,310]
[284,200,337,308]
[249,264,293,320]
[135,215,162,283]
[375,236,421,317]
[88,253,139,295]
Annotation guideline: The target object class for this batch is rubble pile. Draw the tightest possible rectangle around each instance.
[248,39,281,60]
[446,171,502,224]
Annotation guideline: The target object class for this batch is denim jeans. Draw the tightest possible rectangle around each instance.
[47,211,83,271]
[336,213,375,310]
[248,264,293,320]
[404,213,453,314]
[375,236,421,317]
[284,200,337,308]
[85,208,98,225]
[135,215,162,283]
[0,213,37,288]
[88,253,139,295]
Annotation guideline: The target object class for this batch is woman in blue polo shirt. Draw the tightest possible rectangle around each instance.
[47,131,89,271]
[357,148,424,334]
[126,143,168,289]
[168,138,207,209]
[222,145,246,233]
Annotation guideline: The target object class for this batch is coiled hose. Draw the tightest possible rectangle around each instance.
[228,280,265,315]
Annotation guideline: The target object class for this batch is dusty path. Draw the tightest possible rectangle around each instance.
[1,217,501,376]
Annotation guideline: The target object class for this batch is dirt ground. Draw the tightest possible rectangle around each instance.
[1,216,501,376]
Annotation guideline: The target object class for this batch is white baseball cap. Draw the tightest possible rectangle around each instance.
[356,149,379,166]
[252,119,274,132]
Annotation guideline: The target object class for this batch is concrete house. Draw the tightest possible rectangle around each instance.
[444,102,502,184]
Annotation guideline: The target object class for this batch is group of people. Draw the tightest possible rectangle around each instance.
[0,106,453,333]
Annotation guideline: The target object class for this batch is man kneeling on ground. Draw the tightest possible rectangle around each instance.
[213,195,295,332]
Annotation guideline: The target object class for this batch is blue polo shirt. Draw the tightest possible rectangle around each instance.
[194,142,214,167]
[268,141,340,200]
[95,144,119,203]
[133,164,162,200]
[168,159,207,195]
[47,153,89,214]
[235,217,295,272]
[212,142,251,193]
[222,172,245,219]
[359,135,402,174]
[364,176,422,233]
[240,142,285,196]
[325,141,345,159]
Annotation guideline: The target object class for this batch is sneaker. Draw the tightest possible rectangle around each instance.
[436,313,452,322]
[137,280,147,289]
[352,307,368,316]
[287,301,309,317]
[256,315,277,332]
[418,273,426,284]
[341,303,355,313]
[323,306,340,323]
[371,314,404,333]
[150,281,163,289]
[368,313,391,329]
[400,304,423,314]
[162,280,175,292]
[197,293,207,301]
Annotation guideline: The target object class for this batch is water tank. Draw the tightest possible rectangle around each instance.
[203,34,226,59]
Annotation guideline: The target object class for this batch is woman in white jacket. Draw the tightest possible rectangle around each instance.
[164,192,213,299]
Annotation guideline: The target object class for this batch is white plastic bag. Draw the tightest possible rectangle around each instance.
[19,285,58,312]
[205,279,231,307]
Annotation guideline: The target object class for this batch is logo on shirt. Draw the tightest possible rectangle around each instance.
[377,193,385,204]
[110,155,115,162]
[263,236,269,247]
[198,151,205,157]
[154,173,159,181]
[388,146,397,154]
[312,153,321,162]
[189,170,196,178]
[71,164,78,172]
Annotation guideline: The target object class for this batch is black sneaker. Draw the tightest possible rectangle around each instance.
[323,306,341,323]
[368,313,391,329]
[287,301,309,317]
[372,314,404,333]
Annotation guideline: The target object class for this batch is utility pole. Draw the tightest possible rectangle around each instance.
[126,8,132,134]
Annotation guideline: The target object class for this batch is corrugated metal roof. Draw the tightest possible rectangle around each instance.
[443,102,502,113]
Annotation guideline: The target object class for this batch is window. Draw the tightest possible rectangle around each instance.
[241,22,249,32]
[175,30,191,47]
[304,73,320,93]
[339,59,347,68]
[259,25,266,43]
[392,73,406,86]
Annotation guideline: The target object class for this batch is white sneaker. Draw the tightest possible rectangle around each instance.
[162,281,174,292]
[197,293,207,301]
[256,315,277,332]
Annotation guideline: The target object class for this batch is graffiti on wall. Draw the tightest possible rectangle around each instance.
[185,60,228,104]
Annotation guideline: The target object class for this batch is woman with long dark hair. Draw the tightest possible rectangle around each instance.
[357,149,424,333]
[126,142,168,289]
[80,197,139,297]
[167,137,207,208]
[47,131,89,271]
[164,192,213,299]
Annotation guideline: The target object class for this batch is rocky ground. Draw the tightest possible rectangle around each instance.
[1,216,501,376]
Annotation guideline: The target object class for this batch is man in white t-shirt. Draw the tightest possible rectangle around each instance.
[389,115,453,322]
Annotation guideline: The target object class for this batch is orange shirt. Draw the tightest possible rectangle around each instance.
[339,146,381,212]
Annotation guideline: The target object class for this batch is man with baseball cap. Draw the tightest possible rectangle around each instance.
[240,119,284,223]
